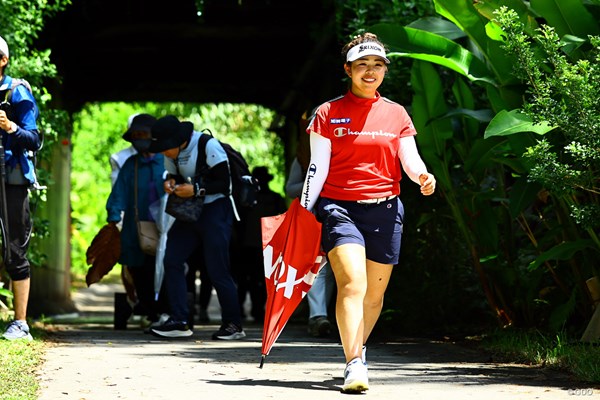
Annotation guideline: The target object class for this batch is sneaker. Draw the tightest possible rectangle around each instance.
[2,320,33,341]
[308,316,331,338]
[341,357,369,394]
[144,313,170,334]
[212,322,246,340]
[150,318,192,338]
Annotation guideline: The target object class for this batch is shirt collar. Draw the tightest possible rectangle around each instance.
[346,90,381,106]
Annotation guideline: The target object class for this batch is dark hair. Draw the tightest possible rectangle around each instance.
[341,32,387,64]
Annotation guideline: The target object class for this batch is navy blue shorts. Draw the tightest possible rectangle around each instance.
[315,197,404,265]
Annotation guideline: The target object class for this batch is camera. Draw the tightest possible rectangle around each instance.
[0,100,13,120]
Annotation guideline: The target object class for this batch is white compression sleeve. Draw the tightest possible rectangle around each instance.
[399,136,428,184]
[300,132,330,211]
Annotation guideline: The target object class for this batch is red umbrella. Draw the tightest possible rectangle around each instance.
[259,198,324,368]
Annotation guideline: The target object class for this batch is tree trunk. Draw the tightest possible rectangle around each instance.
[29,135,76,317]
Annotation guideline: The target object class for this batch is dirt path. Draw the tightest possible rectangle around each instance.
[35,284,592,400]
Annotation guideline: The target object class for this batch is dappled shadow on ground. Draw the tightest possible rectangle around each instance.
[37,282,589,398]
[40,321,581,391]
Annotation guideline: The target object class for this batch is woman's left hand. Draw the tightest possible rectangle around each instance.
[418,173,436,196]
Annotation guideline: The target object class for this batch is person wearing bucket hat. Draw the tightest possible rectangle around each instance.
[104,113,170,329]
[0,34,42,341]
[122,113,157,150]
[110,113,157,186]
[299,32,436,393]
[149,115,245,340]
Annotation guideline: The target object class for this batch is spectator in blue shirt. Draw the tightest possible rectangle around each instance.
[0,35,42,341]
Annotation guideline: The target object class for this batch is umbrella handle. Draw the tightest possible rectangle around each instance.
[259,354,266,369]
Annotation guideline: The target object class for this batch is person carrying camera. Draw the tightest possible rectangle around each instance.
[0,35,42,341]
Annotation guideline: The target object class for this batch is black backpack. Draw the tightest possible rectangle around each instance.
[197,129,259,213]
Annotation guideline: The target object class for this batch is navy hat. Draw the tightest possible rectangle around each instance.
[148,115,193,153]
[252,166,274,183]
[122,113,157,142]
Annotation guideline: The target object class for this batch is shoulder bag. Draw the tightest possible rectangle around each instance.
[164,138,205,222]
[134,158,159,255]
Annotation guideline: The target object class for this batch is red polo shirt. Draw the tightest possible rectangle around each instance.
[308,91,417,201]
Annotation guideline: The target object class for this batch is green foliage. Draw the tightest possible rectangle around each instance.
[482,327,600,383]
[495,7,600,232]
[336,0,434,39]
[0,282,12,300]
[0,0,68,88]
[70,102,282,278]
[366,0,600,334]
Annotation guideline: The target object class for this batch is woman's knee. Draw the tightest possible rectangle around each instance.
[337,280,366,299]
[363,292,384,310]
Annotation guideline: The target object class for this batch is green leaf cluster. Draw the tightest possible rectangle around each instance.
[495,7,600,228]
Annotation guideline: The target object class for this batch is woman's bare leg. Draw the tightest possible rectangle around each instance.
[363,260,393,342]
[328,243,367,363]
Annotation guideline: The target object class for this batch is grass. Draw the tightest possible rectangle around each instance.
[480,327,600,384]
[0,270,119,399]
[0,319,46,400]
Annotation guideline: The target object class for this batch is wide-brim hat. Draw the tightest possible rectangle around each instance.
[148,115,193,153]
[122,113,157,142]
[252,166,274,183]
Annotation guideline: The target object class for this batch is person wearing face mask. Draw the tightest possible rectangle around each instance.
[105,113,169,327]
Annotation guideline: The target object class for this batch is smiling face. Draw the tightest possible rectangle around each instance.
[344,55,388,99]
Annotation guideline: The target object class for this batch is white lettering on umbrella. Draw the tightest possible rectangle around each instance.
[263,244,324,299]
[263,245,282,279]
[276,264,302,299]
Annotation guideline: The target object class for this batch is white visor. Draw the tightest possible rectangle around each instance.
[346,42,390,64]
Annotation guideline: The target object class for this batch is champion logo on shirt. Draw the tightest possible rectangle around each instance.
[333,127,395,139]
[330,118,351,124]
